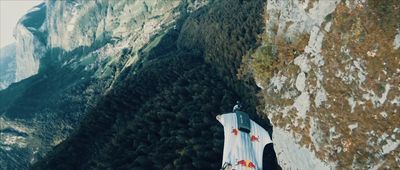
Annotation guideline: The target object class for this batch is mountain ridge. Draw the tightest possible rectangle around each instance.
[1,0,398,169]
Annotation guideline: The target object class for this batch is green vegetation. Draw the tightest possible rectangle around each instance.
[324,13,333,22]
[32,46,237,170]
[252,44,277,81]
[178,0,266,113]
[368,0,400,28]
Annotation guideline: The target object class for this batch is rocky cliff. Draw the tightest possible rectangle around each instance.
[0,43,16,90]
[13,3,46,83]
[1,0,398,169]
[239,0,399,169]
[0,2,46,91]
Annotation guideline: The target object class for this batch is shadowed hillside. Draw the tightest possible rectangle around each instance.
[31,0,280,169]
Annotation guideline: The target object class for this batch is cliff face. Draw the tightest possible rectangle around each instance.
[0,3,46,91]
[0,43,16,90]
[6,0,196,87]
[45,0,184,52]
[13,3,46,82]
[2,0,398,169]
[241,0,400,169]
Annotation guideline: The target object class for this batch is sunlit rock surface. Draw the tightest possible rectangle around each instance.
[14,3,46,82]
[245,0,400,169]
[0,43,16,90]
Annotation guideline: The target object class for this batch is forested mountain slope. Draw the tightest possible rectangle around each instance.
[31,0,278,169]
[2,0,279,169]
[1,0,210,169]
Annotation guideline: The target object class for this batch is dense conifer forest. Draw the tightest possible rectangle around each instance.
[32,0,280,169]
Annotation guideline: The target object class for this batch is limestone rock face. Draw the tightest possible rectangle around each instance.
[14,3,46,82]
[0,43,16,90]
[246,0,400,169]
[45,0,182,52]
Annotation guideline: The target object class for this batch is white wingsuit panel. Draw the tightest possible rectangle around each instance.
[217,113,272,170]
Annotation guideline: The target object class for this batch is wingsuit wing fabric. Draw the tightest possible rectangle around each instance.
[217,113,272,170]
